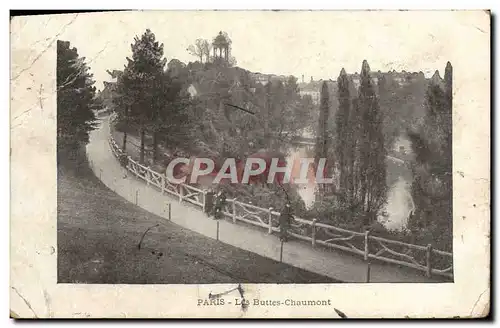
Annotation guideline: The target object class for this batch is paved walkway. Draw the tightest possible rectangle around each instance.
[86,117,444,283]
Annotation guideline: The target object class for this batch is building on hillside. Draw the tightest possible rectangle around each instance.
[297,77,337,105]
[253,73,270,86]
[249,72,289,86]
[350,73,379,89]
[298,80,321,104]
[376,70,426,87]
[186,75,244,99]
[296,70,427,105]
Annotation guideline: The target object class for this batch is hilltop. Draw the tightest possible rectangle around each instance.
[98,57,436,156]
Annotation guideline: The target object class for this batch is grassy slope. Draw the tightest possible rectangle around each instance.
[57,160,338,284]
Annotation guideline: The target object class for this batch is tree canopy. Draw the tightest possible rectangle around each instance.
[407,63,453,251]
[113,29,190,163]
[57,40,101,164]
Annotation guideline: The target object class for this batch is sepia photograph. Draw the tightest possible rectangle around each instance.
[10,10,490,318]
[57,15,452,285]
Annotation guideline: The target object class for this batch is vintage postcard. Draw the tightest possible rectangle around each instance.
[10,10,490,318]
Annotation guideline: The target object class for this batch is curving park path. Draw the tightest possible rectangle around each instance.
[86,116,444,283]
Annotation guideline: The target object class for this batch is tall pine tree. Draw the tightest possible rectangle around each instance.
[116,29,167,163]
[263,81,272,148]
[443,62,453,182]
[408,62,453,251]
[112,68,134,152]
[57,40,101,165]
[334,68,352,205]
[150,69,192,163]
[314,82,330,193]
[357,60,387,224]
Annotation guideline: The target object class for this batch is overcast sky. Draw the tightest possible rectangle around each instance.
[12,11,486,90]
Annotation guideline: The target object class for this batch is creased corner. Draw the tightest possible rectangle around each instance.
[469,287,490,318]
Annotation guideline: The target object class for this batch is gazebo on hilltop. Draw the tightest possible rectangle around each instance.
[212,31,231,62]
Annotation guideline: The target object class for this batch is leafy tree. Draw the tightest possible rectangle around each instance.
[377,72,428,153]
[167,59,189,85]
[97,81,117,113]
[334,68,353,205]
[151,72,192,162]
[314,82,331,193]
[169,62,306,162]
[376,74,399,150]
[57,40,101,164]
[262,81,273,147]
[299,94,316,127]
[228,55,238,67]
[187,39,211,63]
[285,75,300,101]
[357,60,387,224]
[443,62,453,174]
[268,81,287,145]
[348,96,362,211]
[112,67,135,152]
[407,63,453,251]
[284,76,313,135]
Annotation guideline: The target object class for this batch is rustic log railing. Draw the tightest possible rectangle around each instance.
[106,116,453,279]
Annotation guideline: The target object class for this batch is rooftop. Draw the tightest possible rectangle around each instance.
[213,31,230,46]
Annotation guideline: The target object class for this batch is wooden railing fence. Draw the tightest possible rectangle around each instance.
[106,116,453,279]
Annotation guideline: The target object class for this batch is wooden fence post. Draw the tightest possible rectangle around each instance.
[202,191,207,213]
[216,221,220,241]
[268,207,273,234]
[426,244,433,277]
[312,219,317,248]
[232,199,237,223]
[168,203,171,221]
[279,240,284,262]
[146,168,150,186]
[366,262,371,283]
[364,230,370,261]
[161,175,165,195]
[179,185,184,203]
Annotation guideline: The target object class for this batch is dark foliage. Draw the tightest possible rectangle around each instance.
[57,40,101,166]
[407,63,453,252]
